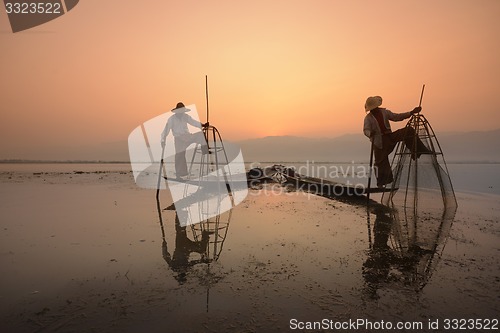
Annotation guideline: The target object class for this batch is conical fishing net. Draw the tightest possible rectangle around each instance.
[382,114,457,212]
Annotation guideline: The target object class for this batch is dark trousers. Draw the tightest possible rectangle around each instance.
[374,127,430,187]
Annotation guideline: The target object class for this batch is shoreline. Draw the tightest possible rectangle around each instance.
[1,162,500,198]
[2,160,500,165]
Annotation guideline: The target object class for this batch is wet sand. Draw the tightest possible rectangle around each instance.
[0,165,499,332]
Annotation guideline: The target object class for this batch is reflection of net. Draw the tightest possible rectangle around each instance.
[388,205,455,290]
[364,204,455,294]
[190,209,231,262]
[382,114,457,211]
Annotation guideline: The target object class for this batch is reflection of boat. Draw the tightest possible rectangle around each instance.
[363,203,456,297]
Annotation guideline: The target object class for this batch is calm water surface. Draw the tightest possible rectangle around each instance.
[0,163,498,332]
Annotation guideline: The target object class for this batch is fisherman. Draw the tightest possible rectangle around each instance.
[363,96,431,188]
[161,102,209,178]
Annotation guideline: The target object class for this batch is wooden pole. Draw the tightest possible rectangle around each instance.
[366,142,374,203]
[156,144,166,200]
[205,75,209,126]
[413,84,425,214]
[419,84,425,107]
[366,142,374,249]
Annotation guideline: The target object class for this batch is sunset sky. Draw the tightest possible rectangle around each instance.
[1,0,499,159]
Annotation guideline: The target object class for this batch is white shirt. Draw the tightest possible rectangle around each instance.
[161,113,202,142]
[363,108,412,149]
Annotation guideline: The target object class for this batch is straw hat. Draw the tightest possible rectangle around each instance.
[171,102,191,113]
[365,96,383,111]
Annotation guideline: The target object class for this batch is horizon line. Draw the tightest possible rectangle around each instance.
[1,159,499,165]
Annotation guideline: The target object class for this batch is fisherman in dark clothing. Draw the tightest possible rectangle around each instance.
[162,211,211,284]
[363,96,431,188]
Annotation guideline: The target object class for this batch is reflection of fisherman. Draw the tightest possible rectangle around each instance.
[161,102,209,178]
[162,212,211,284]
[363,206,394,288]
[363,96,431,188]
[363,205,435,297]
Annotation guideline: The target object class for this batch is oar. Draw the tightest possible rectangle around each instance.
[366,142,374,202]
[156,144,166,200]
[366,142,374,249]
[205,74,210,127]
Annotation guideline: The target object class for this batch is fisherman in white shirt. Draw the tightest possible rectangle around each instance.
[161,102,208,178]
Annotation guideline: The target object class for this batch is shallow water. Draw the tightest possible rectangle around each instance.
[0,164,499,332]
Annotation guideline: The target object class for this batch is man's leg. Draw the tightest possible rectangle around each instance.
[392,127,431,158]
[174,137,189,177]
[374,147,393,187]
[192,131,209,154]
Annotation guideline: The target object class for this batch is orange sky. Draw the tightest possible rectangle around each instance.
[1,0,499,159]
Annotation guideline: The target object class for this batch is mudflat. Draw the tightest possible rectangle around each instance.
[0,165,498,332]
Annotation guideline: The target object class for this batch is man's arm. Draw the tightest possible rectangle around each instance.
[186,114,203,129]
[385,107,421,122]
[363,115,375,139]
[160,120,171,146]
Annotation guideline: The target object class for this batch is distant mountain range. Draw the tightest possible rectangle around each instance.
[2,129,499,163]
[238,129,500,163]
[238,134,370,163]
[434,129,500,163]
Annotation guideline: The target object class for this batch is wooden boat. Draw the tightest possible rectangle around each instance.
[283,174,394,197]
[252,165,396,196]
[164,165,395,197]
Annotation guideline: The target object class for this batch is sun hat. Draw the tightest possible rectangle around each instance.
[365,96,383,111]
[171,102,191,113]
